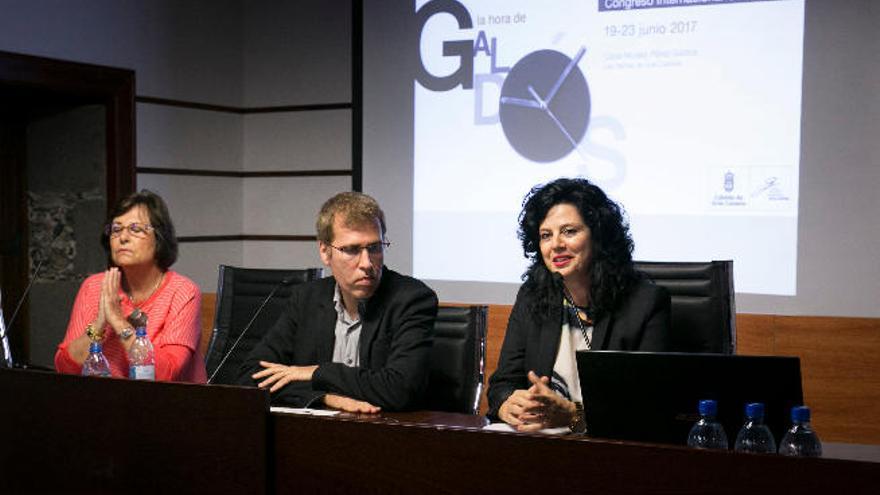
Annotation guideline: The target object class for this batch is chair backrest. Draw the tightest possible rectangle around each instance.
[633,260,736,354]
[425,305,488,415]
[205,265,323,384]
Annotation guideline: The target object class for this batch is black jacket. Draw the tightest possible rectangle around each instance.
[238,268,438,410]
[487,278,670,419]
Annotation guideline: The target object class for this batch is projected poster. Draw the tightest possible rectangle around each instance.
[413,0,804,295]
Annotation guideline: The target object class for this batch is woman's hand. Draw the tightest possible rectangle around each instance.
[65,269,125,363]
[524,371,577,430]
[499,371,576,432]
[499,371,577,431]
[99,268,126,333]
[498,389,542,429]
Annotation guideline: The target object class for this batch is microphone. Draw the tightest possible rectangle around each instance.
[207,276,294,384]
[2,221,65,368]
[551,271,574,303]
[553,272,594,347]
[554,271,590,311]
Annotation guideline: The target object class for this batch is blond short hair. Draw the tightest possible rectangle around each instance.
[316,192,387,243]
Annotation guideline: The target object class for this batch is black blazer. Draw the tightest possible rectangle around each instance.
[486,278,670,419]
[238,268,438,410]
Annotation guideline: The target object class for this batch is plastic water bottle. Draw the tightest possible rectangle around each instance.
[734,402,777,453]
[687,399,729,450]
[82,342,111,377]
[128,326,155,380]
[778,406,822,457]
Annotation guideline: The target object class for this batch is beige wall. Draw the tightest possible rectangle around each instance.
[0,0,353,293]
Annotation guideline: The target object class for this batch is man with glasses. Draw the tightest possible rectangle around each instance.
[238,192,438,412]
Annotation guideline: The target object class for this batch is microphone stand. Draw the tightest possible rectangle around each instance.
[1,289,12,368]
[2,222,65,369]
[207,277,292,384]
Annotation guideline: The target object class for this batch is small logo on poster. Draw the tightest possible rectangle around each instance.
[751,177,789,201]
[711,168,745,207]
[723,171,734,192]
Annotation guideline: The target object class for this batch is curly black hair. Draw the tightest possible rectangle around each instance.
[518,177,638,318]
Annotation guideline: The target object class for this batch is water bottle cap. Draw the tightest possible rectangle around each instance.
[135,326,147,337]
[745,402,765,419]
[89,342,102,353]
[698,399,718,416]
[791,405,811,423]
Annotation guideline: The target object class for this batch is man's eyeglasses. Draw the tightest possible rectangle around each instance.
[328,241,390,259]
[105,222,155,238]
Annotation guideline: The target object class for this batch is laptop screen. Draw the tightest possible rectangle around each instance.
[576,351,804,446]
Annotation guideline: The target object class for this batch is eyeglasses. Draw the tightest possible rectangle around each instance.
[328,241,390,260]
[105,222,155,238]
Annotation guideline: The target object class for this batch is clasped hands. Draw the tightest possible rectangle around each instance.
[252,361,380,414]
[498,371,577,432]
[92,268,128,340]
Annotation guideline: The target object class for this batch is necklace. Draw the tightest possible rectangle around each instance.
[574,304,595,326]
[558,278,593,348]
[564,300,593,349]
[127,272,164,305]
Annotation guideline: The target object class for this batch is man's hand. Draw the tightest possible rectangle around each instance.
[252,361,318,392]
[323,393,381,414]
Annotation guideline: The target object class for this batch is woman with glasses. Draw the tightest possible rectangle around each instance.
[55,190,207,382]
[487,178,670,432]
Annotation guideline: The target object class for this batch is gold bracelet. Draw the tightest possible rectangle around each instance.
[569,402,587,434]
[85,323,104,342]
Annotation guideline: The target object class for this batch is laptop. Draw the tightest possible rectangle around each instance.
[576,351,804,446]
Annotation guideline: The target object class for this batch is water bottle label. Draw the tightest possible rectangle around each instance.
[130,365,156,381]
[83,368,111,377]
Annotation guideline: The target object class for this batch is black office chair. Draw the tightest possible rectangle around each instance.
[634,260,736,354]
[205,265,323,384]
[425,305,488,415]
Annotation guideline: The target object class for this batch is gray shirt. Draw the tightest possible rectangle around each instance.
[331,284,362,367]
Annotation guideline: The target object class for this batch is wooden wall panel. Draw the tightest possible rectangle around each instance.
[199,295,880,444]
[735,313,776,355]
[200,292,217,357]
[772,316,880,444]
[482,304,512,414]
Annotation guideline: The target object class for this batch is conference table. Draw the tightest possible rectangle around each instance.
[1,368,877,494]
[271,409,879,494]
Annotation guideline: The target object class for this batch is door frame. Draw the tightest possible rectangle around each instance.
[0,50,135,362]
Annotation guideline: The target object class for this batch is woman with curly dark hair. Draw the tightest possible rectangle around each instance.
[487,178,670,432]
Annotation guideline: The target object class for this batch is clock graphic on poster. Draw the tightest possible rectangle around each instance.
[499,47,590,163]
